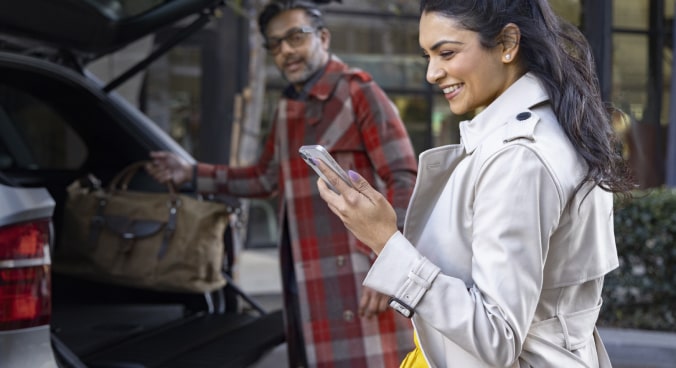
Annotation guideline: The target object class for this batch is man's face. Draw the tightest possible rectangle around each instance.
[265,9,330,89]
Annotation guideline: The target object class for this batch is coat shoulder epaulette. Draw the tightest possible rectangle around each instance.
[503,110,541,144]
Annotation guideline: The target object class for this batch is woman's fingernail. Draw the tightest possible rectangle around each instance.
[310,158,318,165]
[348,170,360,181]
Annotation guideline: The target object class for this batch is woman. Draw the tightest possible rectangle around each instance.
[314,0,632,367]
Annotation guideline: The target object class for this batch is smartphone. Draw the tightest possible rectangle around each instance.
[298,145,353,193]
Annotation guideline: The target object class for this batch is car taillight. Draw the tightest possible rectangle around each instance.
[0,219,52,330]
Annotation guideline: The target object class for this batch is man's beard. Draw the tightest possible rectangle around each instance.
[282,59,320,85]
[284,69,310,85]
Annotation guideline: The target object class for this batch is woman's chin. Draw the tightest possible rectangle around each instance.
[449,103,467,116]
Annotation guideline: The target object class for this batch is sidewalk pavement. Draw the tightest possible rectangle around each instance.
[598,327,676,368]
[236,248,287,368]
[237,248,676,368]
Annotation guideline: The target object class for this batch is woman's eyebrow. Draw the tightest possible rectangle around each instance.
[429,39,462,51]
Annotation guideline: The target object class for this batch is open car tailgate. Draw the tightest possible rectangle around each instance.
[0,0,224,57]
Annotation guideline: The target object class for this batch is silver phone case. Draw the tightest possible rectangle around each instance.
[298,145,352,193]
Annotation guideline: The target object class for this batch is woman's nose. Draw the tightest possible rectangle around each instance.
[426,62,445,84]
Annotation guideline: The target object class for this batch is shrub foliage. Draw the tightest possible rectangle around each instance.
[598,188,676,331]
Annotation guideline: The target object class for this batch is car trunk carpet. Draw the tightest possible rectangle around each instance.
[82,310,285,368]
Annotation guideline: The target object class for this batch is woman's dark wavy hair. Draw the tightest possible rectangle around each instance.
[420,0,633,196]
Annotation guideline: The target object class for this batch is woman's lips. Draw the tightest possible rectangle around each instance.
[442,83,463,99]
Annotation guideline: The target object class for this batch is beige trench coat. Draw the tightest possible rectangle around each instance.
[364,74,617,367]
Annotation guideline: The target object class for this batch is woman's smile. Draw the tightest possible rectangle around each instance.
[419,11,516,115]
[442,83,464,100]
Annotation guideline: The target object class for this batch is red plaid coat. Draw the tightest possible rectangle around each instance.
[196,57,417,367]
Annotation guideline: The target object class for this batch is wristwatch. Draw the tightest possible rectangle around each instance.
[389,297,414,318]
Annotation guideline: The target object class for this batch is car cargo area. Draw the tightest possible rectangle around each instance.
[0,1,287,365]
[0,53,286,368]
[51,255,285,368]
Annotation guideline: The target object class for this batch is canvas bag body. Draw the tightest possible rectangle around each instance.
[55,162,230,293]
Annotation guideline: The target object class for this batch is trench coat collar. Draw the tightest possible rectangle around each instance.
[459,73,550,154]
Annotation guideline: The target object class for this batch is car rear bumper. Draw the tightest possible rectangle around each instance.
[0,325,58,368]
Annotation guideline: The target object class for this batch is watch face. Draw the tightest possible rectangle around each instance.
[389,297,414,318]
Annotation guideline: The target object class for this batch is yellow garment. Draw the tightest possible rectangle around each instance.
[400,332,428,368]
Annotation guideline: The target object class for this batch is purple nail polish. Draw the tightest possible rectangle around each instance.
[348,170,359,181]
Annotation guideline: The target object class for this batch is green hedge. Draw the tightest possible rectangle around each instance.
[598,188,676,332]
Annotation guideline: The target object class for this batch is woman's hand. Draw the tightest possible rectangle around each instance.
[146,151,193,186]
[315,159,398,254]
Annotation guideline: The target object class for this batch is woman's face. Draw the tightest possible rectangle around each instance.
[419,11,515,115]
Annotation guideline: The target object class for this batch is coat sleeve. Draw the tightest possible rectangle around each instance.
[195,117,280,198]
[348,76,418,229]
[364,144,563,366]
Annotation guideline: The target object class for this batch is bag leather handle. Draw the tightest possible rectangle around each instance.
[108,161,178,198]
[90,161,180,259]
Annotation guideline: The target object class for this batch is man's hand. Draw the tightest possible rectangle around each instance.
[146,151,193,186]
[359,286,390,319]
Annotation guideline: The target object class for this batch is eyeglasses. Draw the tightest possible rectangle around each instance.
[264,26,316,54]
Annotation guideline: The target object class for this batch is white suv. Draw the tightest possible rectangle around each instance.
[0,1,285,367]
[0,174,58,367]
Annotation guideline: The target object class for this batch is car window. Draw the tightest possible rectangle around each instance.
[0,84,87,170]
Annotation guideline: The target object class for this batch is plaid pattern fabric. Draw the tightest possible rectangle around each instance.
[196,57,417,367]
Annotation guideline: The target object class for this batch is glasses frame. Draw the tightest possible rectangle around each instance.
[264,26,317,54]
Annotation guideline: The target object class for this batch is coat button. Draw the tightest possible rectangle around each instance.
[336,255,345,267]
[516,112,531,121]
[343,310,354,322]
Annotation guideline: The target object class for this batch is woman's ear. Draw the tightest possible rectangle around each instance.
[499,23,521,63]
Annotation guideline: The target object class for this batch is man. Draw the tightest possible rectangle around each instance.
[146,1,417,366]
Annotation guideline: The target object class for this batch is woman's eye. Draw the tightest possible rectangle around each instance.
[440,51,455,58]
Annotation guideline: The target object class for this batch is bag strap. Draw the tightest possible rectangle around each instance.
[158,203,178,259]
[85,161,180,258]
[108,160,178,197]
[87,196,108,249]
[108,161,146,191]
[87,198,178,260]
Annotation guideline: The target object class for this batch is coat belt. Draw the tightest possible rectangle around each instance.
[520,301,611,367]
[528,302,602,350]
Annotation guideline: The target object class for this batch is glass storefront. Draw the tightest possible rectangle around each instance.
[145,43,203,154]
[92,0,676,249]
[610,0,673,187]
[125,0,675,190]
